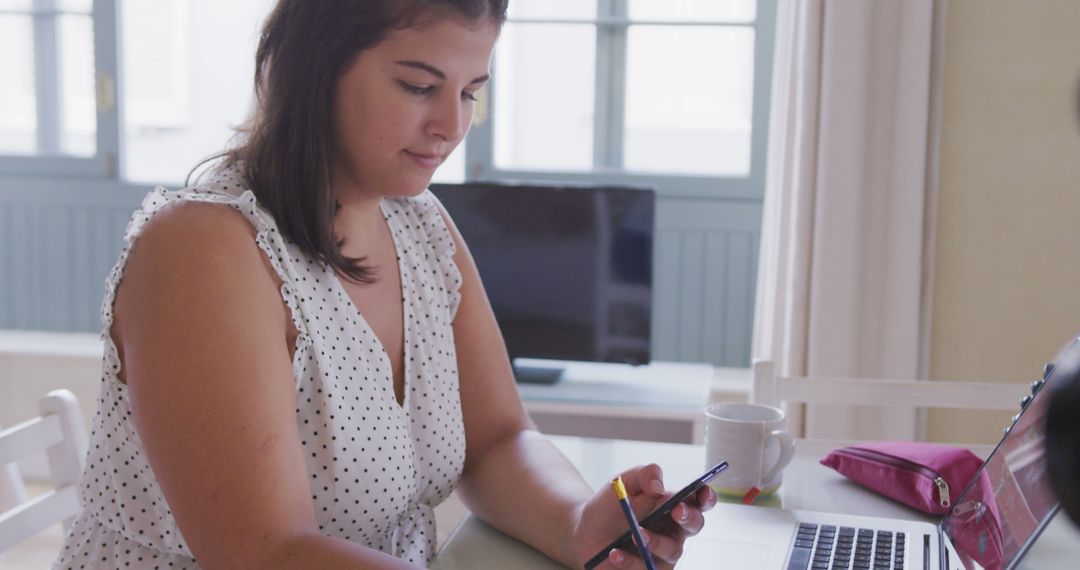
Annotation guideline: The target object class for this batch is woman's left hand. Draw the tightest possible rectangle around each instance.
[569,463,717,569]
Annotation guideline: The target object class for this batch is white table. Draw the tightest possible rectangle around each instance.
[431,436,1080,569]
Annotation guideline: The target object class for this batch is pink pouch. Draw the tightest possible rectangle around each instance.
[820,441,984,515]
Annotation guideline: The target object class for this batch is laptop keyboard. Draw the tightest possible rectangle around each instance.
[787,523,907,570]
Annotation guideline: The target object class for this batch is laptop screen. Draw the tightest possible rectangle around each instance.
[939,341,1076,569]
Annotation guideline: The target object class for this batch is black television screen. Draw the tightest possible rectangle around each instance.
[429,181,655,374]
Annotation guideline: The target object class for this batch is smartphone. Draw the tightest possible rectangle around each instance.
[583,461,729,570]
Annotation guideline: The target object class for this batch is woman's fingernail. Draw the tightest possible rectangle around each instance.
[651,480,664,494]
[611,550,625,565]
[678,504,689,521]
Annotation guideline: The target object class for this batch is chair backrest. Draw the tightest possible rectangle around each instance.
[0,389,87,553]
[751,360,1031,412]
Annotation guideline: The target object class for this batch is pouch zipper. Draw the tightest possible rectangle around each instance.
[841,447,951,508]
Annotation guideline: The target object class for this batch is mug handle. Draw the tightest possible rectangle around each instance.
[761,430,796,485]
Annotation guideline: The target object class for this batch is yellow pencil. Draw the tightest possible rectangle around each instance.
[612,476,657,570]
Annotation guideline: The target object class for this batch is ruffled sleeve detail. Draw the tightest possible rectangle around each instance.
[99,184,313,388]
[410,190,463,320]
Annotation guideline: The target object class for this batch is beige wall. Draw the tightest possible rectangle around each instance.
[930,0,1080,443]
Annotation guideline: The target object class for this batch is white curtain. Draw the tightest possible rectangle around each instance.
[752,0,941,440]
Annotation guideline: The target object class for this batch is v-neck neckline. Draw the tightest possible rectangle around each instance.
[328,199,411,411]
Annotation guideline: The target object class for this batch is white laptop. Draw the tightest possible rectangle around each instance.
[677,339,1077,570]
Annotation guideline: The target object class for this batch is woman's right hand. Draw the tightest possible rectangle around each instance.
[568,464,715,569]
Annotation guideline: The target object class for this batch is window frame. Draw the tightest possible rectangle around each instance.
[0,0,123,178]
[465,0,777,201]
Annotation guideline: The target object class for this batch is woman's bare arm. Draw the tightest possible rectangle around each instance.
[113,202,420,570]
[441,199,712,569]
[438,202,598,566]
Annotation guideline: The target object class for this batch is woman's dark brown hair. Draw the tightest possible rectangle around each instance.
[222,0,507,284]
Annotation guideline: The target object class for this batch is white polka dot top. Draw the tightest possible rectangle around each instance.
[54,167,466,569]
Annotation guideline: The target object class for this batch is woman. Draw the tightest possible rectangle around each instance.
[53,1,714,568]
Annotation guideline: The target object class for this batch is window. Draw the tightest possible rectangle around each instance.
[0,0,118,176]
[467,0,776,199]
[0,0,274,184]
[1,1,774,190]
[115,0,465,185]
[119,0,266,184]
[0,1,773,362]
[0,0,471,185]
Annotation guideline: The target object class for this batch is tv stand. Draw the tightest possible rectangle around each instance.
[512,361,566,384]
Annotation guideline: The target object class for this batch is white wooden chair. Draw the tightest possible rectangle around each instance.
[750,360,1035,450]
[751,360,1033,412]
[0,389,87,553]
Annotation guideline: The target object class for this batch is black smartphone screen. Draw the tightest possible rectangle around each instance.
[583,461,728,569]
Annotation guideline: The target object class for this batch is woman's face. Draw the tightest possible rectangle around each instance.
[331,16,498,200]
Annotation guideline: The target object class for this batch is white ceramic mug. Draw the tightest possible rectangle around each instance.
[704,402,796,499]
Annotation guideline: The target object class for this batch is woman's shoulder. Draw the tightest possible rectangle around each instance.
[104,168,302,378]
[186,162,251,199]
[110,194,292,349]
[123,199,280,309]
[125,162,280,263]
[121,164,285,301]
[142,198,260,251]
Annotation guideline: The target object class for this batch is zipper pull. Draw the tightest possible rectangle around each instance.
[935,477,951,508]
